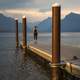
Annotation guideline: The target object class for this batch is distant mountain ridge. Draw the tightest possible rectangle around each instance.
[61,12,80,32]
[0,13,31,32]
[37,12,80,32]
[0,14,15,32]
[0,12,80,32]
[37,17,51,32]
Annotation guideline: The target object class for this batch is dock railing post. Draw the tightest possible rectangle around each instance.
[15,18,19,48]
[51,3,62,80]
[22,16,27,49]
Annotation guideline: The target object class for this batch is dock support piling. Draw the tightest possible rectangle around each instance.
[51,3,62,80]
[22,16,27,49]
[15,18,19,48]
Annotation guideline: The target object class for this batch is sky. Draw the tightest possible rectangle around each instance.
[0,0,80,22]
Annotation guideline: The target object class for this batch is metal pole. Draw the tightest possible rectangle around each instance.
[22,16,27,49]
[15,18,19,48]
[51,3,61,80]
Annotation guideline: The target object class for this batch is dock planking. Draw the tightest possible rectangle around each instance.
[28,42,80,78]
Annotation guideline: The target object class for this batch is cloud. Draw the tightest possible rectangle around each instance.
[0,8,51,22]
[0,0,32,3]
[0,0,80,10]
[0,0,51,9]
[61,7,80,18]
[0,7,80,22]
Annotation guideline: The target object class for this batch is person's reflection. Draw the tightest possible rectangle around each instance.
[34,40,38,44]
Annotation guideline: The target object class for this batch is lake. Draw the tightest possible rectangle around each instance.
[0,32,80,80]
[1,32,80,50]
[0,32,51,80]
[27,32,80,48]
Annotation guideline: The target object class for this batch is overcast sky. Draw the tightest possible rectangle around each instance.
[0,0,80,22]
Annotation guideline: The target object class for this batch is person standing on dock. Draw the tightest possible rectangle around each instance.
[33,26,38,40]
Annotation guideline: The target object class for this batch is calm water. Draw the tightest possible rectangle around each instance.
[28,32,80,48]
[61,32,80,47]
[0,32,51,80]
[0,33,16,49]
[0,32,80,80]
[1,32,80,49]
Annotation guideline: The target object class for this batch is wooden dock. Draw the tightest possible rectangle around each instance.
[29,45,52,62]
[16,4,80,79]
[28,44,80,78]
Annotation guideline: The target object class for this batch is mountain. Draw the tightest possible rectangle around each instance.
[0,14,15,32]
[0,12,80,32]
[37,12,80,32]
[19,22,31,32]
[27,21,40,32]
[0,13,31,32]
[61,12,80,32]
[37,17,51,32]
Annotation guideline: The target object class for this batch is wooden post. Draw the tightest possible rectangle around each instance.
[51,3,61,80]
[15,18,19,48]
[22,16,27,49]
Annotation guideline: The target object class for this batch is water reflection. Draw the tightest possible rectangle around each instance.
[34,40,38,44]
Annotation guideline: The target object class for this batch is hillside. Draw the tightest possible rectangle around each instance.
[37,17,51,32]
[0,12,80,32]
[0,14,15,32]
[61,12,80,32]
[37,12,80,32]
[0,14,31,32]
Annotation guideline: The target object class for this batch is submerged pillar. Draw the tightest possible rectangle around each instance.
[51,3,61,80]
[15,18,19,48]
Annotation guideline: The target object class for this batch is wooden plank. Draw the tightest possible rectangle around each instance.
[29,45,52,62]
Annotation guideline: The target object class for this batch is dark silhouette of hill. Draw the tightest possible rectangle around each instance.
[37,17,51,32]
[0,13,31,32]
[37,12,80,32]
[0,14,15,32]
[61,12,80,32]
[0,12,80,32]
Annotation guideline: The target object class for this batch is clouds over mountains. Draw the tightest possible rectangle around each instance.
[0,0,80,22]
